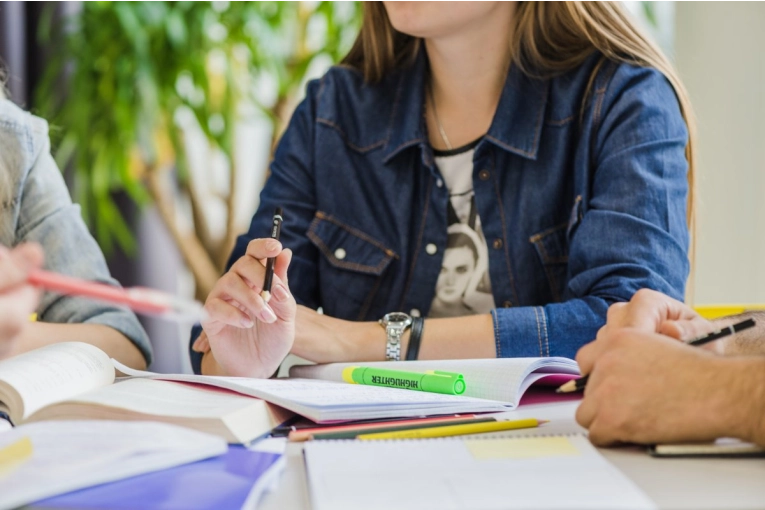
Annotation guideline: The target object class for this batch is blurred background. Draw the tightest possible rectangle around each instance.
[0,2,762,372]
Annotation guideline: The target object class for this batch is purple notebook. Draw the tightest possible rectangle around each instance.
[34,446,282,510]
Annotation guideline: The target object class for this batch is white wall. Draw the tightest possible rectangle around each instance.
[674,2,765,304]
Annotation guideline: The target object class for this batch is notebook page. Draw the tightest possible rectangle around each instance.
[0,342,114,421]
[305,434,656,510]
[291,358,579,404]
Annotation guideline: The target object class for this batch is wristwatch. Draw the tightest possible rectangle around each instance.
[379,312,413,361]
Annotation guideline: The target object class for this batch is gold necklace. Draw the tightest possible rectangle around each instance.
[428,81,453,150]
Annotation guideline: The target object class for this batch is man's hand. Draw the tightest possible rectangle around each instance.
[201,239,296,377]
[575,328,765,446]
[598,289,714,342]
[0,244,43,358]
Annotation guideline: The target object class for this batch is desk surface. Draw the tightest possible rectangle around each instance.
[258,401,765,510]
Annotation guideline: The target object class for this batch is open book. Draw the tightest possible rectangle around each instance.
[115,357,579,423]
[116,364,515,423]
[290,358,581,405]
[0,342,292,444]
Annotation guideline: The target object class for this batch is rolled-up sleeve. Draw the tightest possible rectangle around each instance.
[15,124,152,365]
[493,64,690,359]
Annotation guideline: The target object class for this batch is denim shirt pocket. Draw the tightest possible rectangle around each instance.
[529,223,569,303]
[307,211,397,318]
[529,197,583,302]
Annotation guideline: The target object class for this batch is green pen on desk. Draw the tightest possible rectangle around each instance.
[342,366,466,395]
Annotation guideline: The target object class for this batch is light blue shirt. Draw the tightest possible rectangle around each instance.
[0,99,152,364]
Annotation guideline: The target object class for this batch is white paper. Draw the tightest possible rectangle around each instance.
[0,420,226,510]
[305,434,656,510]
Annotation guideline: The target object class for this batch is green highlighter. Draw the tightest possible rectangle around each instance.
[342,366,466,395]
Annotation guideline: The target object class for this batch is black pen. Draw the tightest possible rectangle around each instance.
[260,207,283,304]
[556,317,757,394]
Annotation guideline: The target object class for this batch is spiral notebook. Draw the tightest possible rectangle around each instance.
[304,433,656,510]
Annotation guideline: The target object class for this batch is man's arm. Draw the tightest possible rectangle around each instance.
[575,328,765,447]
[710,311,765,356]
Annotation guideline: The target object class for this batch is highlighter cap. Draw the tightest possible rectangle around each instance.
[421,371,466,395]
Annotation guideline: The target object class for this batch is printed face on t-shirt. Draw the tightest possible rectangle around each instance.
[436,245,476,304]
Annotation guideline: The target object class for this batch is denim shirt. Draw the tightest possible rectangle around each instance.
[194,50,689,368]
[0,99,152,364]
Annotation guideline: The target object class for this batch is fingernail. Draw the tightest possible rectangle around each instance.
[260,305,277,323]
[272,284,289,302]
[241,317,254,328]
[266,239,281,251]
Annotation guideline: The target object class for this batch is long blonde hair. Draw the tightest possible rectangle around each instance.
[343,1,696,296]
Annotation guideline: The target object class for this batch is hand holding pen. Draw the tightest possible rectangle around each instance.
[199,208,297,378]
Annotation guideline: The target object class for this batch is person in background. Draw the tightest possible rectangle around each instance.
[0,243,42,358]
[576,289,765,447]
[193,1,695,377]
[0,97,152,368]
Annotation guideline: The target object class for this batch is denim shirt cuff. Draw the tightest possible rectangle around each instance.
[491,306,552,358]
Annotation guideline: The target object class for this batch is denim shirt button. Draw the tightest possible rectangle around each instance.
[479,169,491,181]
[492,238,503,249]
[425,243,438,255]
[436,179,444,188]
[503,301,512,308]
[334,248,347,260]
[410,308,421,317]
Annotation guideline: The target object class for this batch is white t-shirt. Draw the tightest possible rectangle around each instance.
[429,140,496,318]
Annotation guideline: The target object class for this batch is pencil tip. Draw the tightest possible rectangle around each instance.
[539,419,550,425]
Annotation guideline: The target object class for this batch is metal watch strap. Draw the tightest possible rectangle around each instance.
[385,327,403,361]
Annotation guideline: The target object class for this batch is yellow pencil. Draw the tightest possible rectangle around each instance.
[357,418,547,440]
[694,305,765,320]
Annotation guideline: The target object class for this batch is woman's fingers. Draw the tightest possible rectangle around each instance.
[245,238,282,262]
[209,272,276,324]
[203,297,255,330]
[274,249,292,285]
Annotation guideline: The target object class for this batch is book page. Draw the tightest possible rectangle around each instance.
[290,358,579,404]
[61,378,262,418]
[0,342,114,421]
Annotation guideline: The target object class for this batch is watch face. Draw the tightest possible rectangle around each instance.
[384,312,412,327]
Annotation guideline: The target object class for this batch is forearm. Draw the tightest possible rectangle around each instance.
[11,322,146,369]
[720,356,765,446]
[713,312,765,356]
[293,306,494,363]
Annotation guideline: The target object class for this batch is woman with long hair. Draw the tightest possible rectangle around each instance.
[193,2,694,377]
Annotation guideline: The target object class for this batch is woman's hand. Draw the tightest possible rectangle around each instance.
[201,239,296,377]
[0,243,43,358]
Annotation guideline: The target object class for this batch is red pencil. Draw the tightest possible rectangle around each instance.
[27,269,206,322]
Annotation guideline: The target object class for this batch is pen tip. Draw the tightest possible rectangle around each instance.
[260,290,271,303]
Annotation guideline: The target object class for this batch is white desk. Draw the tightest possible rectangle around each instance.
[258,402,765,510]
